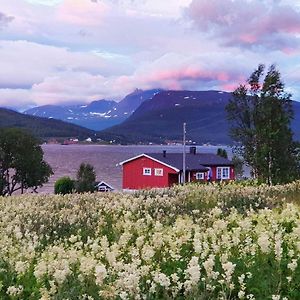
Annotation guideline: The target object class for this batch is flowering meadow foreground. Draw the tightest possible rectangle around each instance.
[2,183,300,299]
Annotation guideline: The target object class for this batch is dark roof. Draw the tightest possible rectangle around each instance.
[145,153,233,171]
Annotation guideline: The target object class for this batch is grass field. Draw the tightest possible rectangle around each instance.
[1,181,300,299]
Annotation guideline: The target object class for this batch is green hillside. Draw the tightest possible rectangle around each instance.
[0,108,96,139]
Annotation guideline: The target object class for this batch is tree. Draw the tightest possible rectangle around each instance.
[75,163,96,193]
[226,64,299,185]
[217,148,228,159]
[0,128,53,195]
[54,176,75,195]
[232,155,244,180]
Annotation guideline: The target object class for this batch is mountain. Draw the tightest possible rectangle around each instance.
[24,89,162,130]
[24,100,118,131]
[99,90,300,145]
[115,89,162,115]
[0,108,96,139]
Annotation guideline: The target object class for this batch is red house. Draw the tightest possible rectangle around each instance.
[119,147,235,190]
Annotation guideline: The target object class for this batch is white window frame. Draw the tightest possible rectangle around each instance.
[154,168,163,176]
[143,167,152,176]
[217,167,230,179]
[195,172,204,180]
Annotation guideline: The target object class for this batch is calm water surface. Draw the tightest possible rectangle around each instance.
[40,144,228,193]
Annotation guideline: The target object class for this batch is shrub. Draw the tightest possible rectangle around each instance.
[54,176,75,194]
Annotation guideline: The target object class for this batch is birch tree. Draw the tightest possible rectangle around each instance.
[226,64,299,184]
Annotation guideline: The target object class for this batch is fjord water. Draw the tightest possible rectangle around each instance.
[40,144,228,193]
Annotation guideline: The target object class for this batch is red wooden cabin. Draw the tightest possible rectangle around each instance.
[119,147,235,190]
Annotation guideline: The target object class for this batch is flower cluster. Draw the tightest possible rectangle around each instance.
[0,181,300,298]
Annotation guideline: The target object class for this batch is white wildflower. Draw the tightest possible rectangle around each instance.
[141,244,155,262]
[15,261,28,275]
[95,264,107,286]
[153,272,171,288]
[80,257,97,276]
[7,285,23,296]
[287,259,297,271]
[119,291,128,300]
[238,290,245,299]
[68,235,78,243]
[203,255,215,278]
[34,261,48,280]
[274,233,282,261]
[53,267,70,285]
[184,256,201,292]
[222,261,236,284]
[257,232,270,253]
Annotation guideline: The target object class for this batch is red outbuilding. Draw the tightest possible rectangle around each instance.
[119,147,235,190]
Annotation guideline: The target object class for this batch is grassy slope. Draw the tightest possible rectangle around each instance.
[0,108,96,138]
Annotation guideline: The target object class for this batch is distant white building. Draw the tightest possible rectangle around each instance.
[95,181,114,192]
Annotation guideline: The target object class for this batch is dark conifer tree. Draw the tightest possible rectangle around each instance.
[75,163,96,193]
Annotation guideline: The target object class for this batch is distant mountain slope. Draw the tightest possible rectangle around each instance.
[24,89,161,130]
[116,88,162,115]
[0,108,96,139]
[100,90,300,145]
[24,100,118,131]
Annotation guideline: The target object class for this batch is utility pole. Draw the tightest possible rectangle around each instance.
[182,122,186,184]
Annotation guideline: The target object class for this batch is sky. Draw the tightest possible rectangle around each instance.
[0,0,300,110]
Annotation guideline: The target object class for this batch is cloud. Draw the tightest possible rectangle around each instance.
[108,52,256,94]
[186,0,300,51]
[0,49,253,108]
[0,11,14,29]
[56,0,109,26]
[0,40,132,89]
[0,0,299,110]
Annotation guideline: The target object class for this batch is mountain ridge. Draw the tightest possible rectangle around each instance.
[0,108,96,139]
[4,89,300,145]
[99,90,300,145]
[24,89,162,131]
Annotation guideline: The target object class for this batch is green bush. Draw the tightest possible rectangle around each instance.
[54,176,75,194]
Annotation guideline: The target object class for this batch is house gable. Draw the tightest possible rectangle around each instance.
[120,154,180,172]
[122,155,179,190]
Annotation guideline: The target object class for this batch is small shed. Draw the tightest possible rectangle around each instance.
[95,181,114,192]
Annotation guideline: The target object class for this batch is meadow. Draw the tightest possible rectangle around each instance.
[1,182,300,299]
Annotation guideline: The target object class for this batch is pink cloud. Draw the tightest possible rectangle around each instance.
[143,68,236,85]
[239,34,257,44]
[221,83,240,92]
[186,0,300,51]
[56,0,109,26]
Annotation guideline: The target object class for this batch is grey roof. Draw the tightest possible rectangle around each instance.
[145,152,233,171]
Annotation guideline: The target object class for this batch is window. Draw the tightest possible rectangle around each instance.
[99,186,108,192]
[195,172,204,180]
[155,168,163,176]
[217,167,230,179]
[143,168,151,176]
